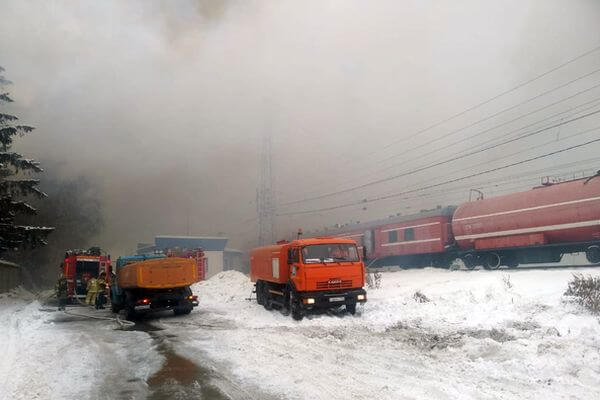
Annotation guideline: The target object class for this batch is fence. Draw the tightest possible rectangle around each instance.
[0,260,22,293]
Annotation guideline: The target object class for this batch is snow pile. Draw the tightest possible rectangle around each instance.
[192,270,253,304]
[181,267,600,400]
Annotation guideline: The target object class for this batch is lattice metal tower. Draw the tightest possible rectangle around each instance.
[257,133,275,246]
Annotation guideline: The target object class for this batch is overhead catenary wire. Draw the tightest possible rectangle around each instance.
[291,88,600,204]
[286,93,600,204]
[371,126,600,204]
[281,71,600,205]
[358,90,600,181]
[280,107,600,206]
[276,136,600,216]
[286,44,600,190]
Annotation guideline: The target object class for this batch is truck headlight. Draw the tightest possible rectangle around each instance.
[303,298,315,305]
[357,294,365,301]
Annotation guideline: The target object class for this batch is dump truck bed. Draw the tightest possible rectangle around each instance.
[118,257,198,289]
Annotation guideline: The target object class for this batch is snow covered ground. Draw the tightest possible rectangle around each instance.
[2,267,599,400]
[0,289,163,400]
[170,268,600,400]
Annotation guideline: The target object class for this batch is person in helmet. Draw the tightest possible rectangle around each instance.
[55,271,68,311]
[95,272,107,309]
[85,276,99,306]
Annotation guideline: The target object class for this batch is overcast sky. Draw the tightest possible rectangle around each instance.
[2,0,600,253]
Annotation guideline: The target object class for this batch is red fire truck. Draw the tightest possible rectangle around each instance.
[62,247,112,302]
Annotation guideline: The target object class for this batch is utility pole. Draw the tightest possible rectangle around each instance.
[257,133,275,245]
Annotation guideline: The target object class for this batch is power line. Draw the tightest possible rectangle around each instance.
[371,125,600,204]
[281,106,600,206]
[371,44,600,154]
[367,88,600,177]
[281,68,600,205]
[277,137,600,216]
[286,94,600,203]
[316,44,600,170]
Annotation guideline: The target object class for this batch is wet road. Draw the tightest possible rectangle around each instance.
[46,305,264,400]
[133,320,229,400]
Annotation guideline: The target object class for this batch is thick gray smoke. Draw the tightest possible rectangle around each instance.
[1,0,600,254]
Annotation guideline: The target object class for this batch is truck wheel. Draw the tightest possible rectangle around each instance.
[174,300,193,316]
[289,294,303,321]
[346,303,357,315]
[174,307,192,316]
[256,281,264,305]
[291,306,303,321]
[263,283,272,311]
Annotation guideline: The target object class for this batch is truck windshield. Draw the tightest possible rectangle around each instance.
[302,244,359,263]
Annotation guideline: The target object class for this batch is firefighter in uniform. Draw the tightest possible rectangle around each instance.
[85,276,99,305]
[95,272,107,309]
[55,272,68,311]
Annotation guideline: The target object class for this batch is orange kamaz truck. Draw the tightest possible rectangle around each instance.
[250,237,367,320]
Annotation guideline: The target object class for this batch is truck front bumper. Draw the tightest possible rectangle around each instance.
[297,288,367,310]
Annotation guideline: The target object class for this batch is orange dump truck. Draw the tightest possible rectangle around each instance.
[110,254,200,319]
[250,237,367,320]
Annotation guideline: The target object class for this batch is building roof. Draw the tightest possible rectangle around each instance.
[136,235,230,255]
[224,248,244,254]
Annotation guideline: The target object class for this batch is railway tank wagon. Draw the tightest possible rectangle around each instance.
[452,176,600,269]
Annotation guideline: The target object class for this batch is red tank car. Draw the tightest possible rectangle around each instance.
[452,176,600,269]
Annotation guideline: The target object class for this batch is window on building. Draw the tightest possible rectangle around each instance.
[388,230,398,243]
[404,228,415,241]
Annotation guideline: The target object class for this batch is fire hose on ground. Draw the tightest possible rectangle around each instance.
[43,289,136,328]
[67,290,135,328]
[61,308,135,328]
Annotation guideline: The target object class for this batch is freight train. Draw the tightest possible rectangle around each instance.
[307,175,600,269]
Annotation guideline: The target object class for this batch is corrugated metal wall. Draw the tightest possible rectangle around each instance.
[0,261,22,293]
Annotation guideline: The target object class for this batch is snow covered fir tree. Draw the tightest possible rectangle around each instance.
[0,66,53,254]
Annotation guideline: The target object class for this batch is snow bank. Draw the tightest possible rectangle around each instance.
[192,270,253,304]
[182,267,600,400]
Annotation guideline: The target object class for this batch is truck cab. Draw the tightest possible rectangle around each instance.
[250,237,367,320]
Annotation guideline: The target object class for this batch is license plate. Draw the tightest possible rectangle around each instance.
[329,296,345,302]
[135,305,150,310]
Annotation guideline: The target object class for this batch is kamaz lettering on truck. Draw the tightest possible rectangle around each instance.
[250,237,367,320]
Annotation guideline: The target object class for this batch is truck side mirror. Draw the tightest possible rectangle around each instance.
[287,249,293,264]
[363,246,367,260]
